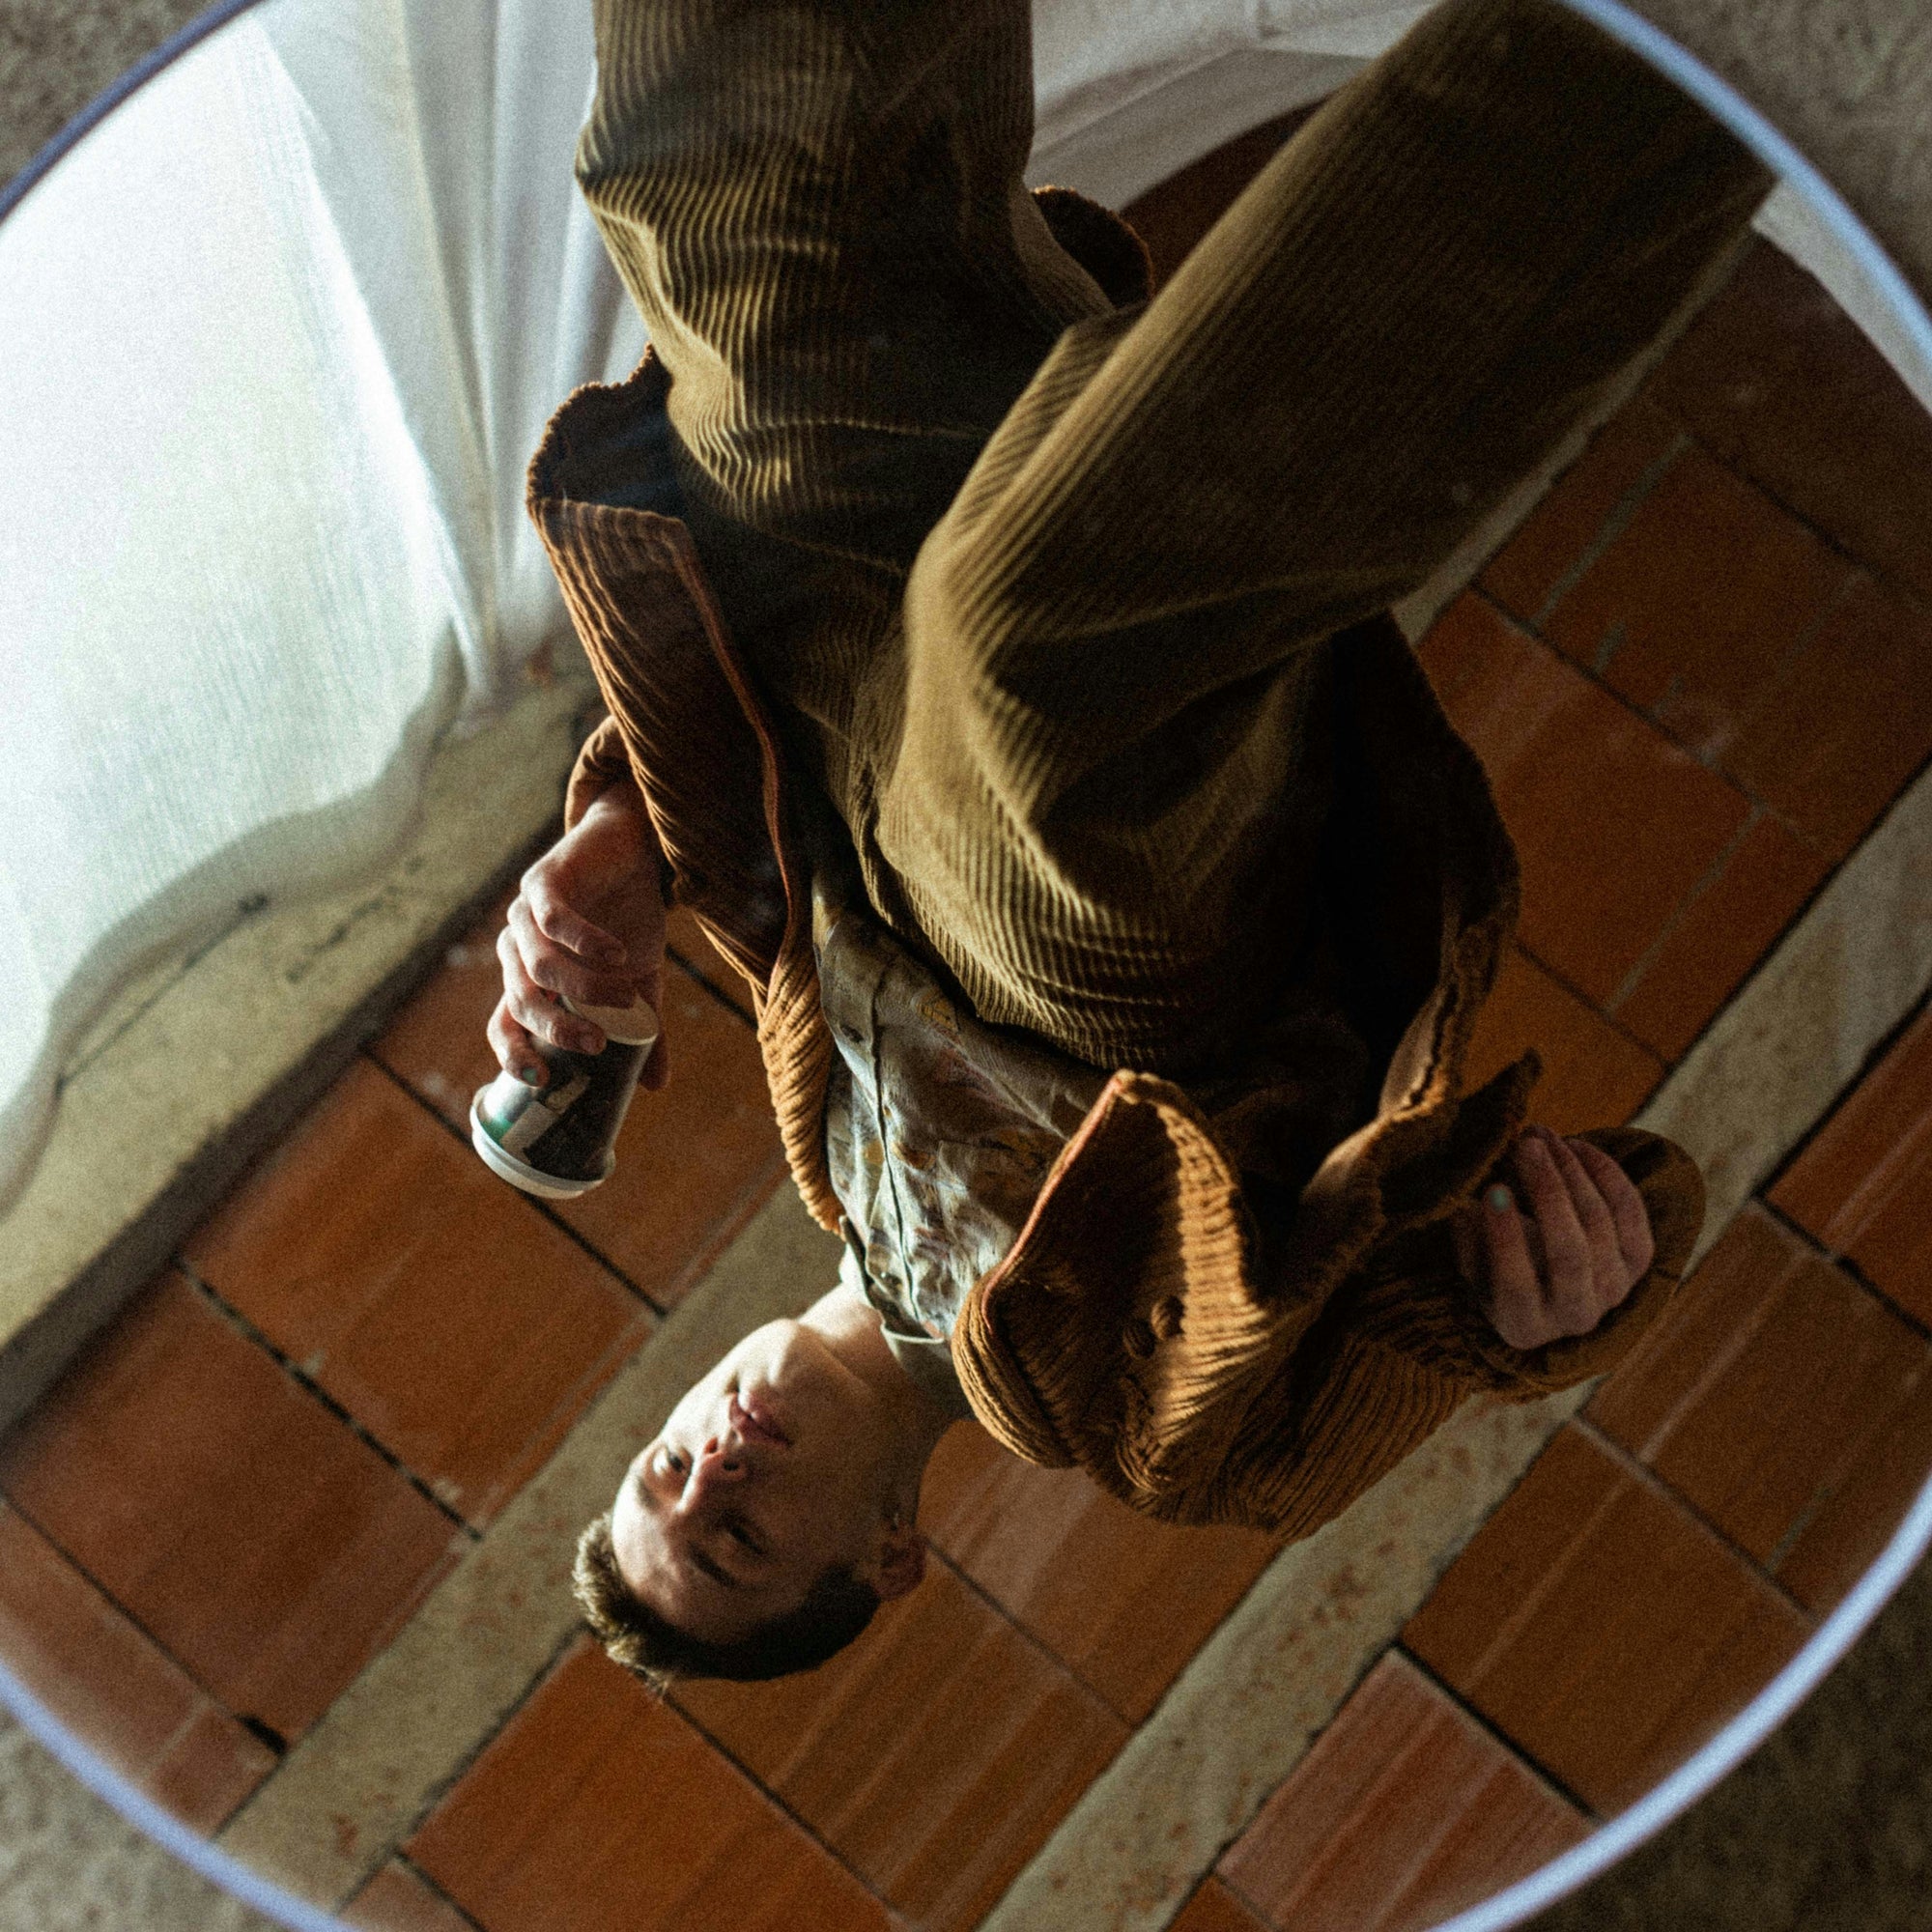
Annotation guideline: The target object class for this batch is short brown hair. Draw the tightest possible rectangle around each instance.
[573,1511,882,1692]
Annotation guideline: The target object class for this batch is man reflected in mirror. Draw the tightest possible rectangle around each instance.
[490,0,1771,1689]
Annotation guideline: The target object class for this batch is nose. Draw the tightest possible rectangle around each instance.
[680,1434,747,1510]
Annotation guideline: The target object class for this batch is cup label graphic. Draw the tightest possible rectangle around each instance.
[470,996,659,1198]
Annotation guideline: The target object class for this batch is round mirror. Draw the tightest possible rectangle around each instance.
[3,5,1930,1931]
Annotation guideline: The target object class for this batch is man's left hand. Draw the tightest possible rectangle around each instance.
[1450,1125,1656,1350]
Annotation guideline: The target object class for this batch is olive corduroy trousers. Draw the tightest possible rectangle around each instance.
[574,0,1772,1074]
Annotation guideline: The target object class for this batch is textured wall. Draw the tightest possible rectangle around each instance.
[1629,0,1931,312]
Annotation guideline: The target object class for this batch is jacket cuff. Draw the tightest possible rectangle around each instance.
[563,713,632,832]
[1346,1126,1707,1399]
[563,713,678,901]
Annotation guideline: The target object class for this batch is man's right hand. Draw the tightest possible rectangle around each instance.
[489,776,671,1091]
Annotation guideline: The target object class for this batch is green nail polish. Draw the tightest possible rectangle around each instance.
[1487,1185,1513,1213]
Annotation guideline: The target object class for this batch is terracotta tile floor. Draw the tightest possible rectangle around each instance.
[5,128,1932,1932]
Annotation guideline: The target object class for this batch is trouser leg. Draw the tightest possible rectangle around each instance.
[875,0,1774,1070]
[575,0,1114,869]
[577,0,1772,1073]
[575,0,1108,571]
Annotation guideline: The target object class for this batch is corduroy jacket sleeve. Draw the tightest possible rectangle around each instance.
[1205,1126,1704,1539]
[1350,1126,1706,1395]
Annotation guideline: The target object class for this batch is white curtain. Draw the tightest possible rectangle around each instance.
[0,0,645,1215]
[1,0,1924,1217]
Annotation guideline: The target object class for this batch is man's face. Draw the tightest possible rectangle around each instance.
[610,1315,906,1644]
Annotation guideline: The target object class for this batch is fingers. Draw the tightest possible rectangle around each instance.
[1569,1138,1656,1278]
[503,895,637,1043]
[1472,1128,1661,1352]
[1476,1180,1548,1350]
[523,864,628,972]
[496,920,606,1058]
[486,991,549,1088]
[1512,1129,1599,1335]
[1544,1132,1630,1314]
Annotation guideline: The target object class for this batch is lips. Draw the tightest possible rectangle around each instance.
[729,1390,790,1447]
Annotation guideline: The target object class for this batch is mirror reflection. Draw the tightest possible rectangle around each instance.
[3,3,1932,1930]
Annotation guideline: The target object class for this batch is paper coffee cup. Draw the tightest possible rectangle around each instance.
[470,994,660,1198]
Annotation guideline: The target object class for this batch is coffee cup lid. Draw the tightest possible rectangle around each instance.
[562,994,660,1047]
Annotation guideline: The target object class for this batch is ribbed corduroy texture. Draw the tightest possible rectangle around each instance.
[573,0,1773,1077]
[531,0,1760,1531]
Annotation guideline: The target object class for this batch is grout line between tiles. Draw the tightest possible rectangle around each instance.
[383,1854,489,1932]
[919,1538,1150,1731]
[661,1696,913,1924]
[173,1261,479,1544]
[1526,428,1691,633]
[1724,560,1871,744]
[1601,805,1767,1018]
[1468,585,1739,792]
[0,1483,280,1761]
[1488,554,1932,889]
[1394,1642,1603,1824]
[1568,1413,1819,1627]
[370,1620,586,1878]
[360,1042,791,1323]
[665,943,757,1026]
[1666,413,1932,630]
[358,1049,659,1317]
[1749,974,1932,1212]
[1212,1867,1280,1932]
[1504,938,1672,1091]
[1753,1195,1932,1350]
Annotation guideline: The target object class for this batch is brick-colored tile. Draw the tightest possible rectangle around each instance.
[184,1059,653,1525]
[1420,596,1753,1008]
[549,964,787,1304]
[343,1860,481,1932]
[1401,1425,1811,1815]
[917,1422,1278,1723]
[0,1502,275,1834]
[1721,574,1932,860]
[1587,1207,1932,1580]
[673,1561,1128,1932]
[0,1269,460,1744]
[1217,1650,1590,1932]
[1647,239,1932,607]
[144,1704,281,1838]
[408,1637,892,1932]
[1606,810,1832,1060]
[1463,948,1662,1135]
[369,888,518,1127]
[665,904,755,1018]
[1776,1366,1932,1615]
[1169,1876,1272,1932]
[1541,446,1854,761]
[1477,396,1687,626]
[1122,105,1322,291]
[1770,999,1932,1327]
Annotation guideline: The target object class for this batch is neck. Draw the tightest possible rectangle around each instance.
[799,1281,955,1509]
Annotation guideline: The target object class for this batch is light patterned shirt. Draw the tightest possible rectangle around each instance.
[810,820,1105,1421]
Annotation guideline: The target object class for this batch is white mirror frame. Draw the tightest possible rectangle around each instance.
[2,3,1928,1930]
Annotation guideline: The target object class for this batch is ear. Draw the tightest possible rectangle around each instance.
[868,1520,927,1602]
